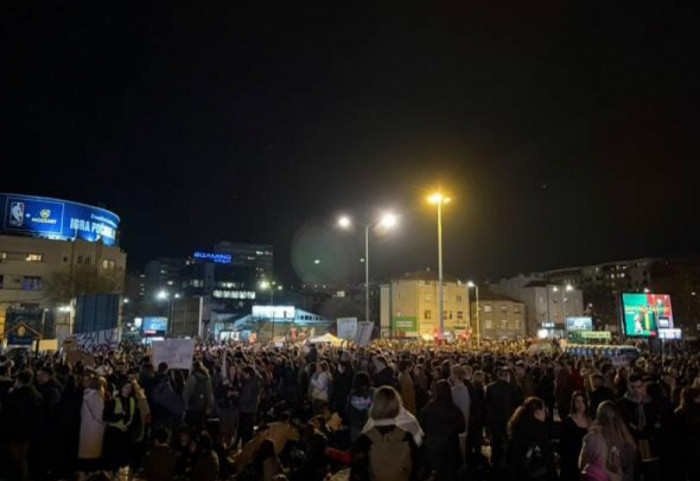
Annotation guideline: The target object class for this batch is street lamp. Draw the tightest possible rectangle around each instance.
[428,192,451,337]
[467,281,480,348]
[156,290,169,300]
[259,280,280,305]
[337,212,398,327]
[259,280,283,340]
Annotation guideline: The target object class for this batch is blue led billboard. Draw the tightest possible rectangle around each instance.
[142,317,168,336]
[0,193,120,245]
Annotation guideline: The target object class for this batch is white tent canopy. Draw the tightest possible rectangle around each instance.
[308,333,344,346]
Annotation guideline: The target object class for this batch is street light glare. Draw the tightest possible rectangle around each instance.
[565,284,574,292]
[259,280,270,290]
[379,213,397,228]
[337,216,351,229]
[156,290,168,300]
[467,281,475,288]
[428,192,451,205]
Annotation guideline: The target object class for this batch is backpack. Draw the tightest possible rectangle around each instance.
[366,427,412,481]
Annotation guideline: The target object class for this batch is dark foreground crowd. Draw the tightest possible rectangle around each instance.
[0,339,698,481]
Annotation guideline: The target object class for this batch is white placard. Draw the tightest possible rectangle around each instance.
[152,339,196,370]
[354,321,374,347]
[75,328,121,350]
[337,317,358,340]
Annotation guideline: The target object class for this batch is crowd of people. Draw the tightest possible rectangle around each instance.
[0,338,698,481]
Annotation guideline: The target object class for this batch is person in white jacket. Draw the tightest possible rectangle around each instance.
[309,361,333,414]
[78,375,107,470]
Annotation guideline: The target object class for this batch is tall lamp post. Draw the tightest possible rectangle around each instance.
[259,280,283,340]
[428,193,450,338]
[467,281,480,348]
[338,212,398,327]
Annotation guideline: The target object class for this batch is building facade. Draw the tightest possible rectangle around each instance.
[492,276,584,336]
[472,292,526,339]
[0,194,125,337]
[380,270,470,338]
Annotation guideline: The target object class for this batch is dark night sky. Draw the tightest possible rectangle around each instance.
[2,2,697,285]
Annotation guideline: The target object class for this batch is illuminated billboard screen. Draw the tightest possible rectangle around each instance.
[1,193,120,245]
[142,317,168,336]
[621,293,673,337]
[658,328,681,340]
[252,305,295,319]
[566,316,593,331]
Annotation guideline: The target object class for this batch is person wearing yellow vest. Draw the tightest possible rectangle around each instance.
[103,380,141,471]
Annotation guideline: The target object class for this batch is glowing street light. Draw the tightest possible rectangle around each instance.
[427,191,451,337]
[565,284,574,292]
[259,279,281,304]
[428,193,451,205]
[156,290,169,300]
[336,211,399,325]
[337,216,352,229]
[379,213,398,229]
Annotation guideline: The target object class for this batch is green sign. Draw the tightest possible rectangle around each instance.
[393,316,418,333]
[579,331,612,340]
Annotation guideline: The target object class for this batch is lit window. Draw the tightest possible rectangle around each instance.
[501,319,508,329]
[483,305,493,313]
[102,259,109,269]
[26,254,43,262]
[22,276,43,291]
[484,319,493,329]
[500,305,508,313]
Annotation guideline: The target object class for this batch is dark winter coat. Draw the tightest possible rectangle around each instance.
[1,384,42,442]
[420,398,466,481]
[373,366,397,389]
[239,375,261,414]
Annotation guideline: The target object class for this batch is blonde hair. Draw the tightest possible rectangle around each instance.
[596,401,635,448]
[369,386,403,420]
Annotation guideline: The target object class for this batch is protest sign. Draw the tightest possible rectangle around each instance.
[151,339,196,370]
[75,328,121,350]
[336,317,358,341]
[65,349,95,367]
[354,321,374,347]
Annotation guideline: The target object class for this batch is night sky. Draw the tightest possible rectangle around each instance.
[2,2,696,285]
